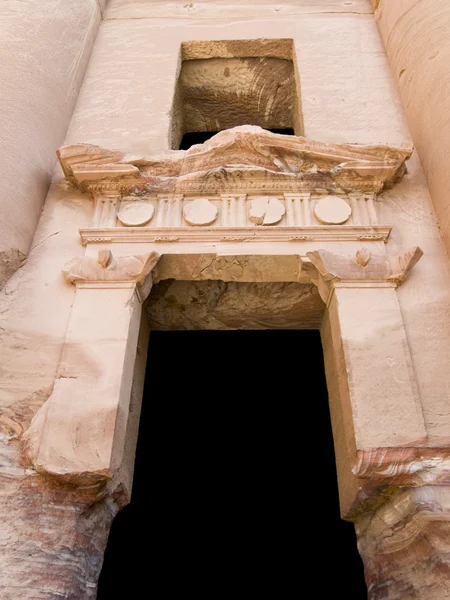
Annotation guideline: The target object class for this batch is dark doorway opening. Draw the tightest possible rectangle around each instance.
[97,330,367,598]
[179,128,295,150]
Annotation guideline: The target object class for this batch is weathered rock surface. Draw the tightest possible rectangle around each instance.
[0,0,102,274]
[178,56,297,133]
[0,249,26,291]
[0,470,116,600]
[356,486,450,600]
[146,280,324,330]
[58,125,413,195]
[374,0,450,258]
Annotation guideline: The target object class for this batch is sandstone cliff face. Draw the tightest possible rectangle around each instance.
[374,0,450,259]
[0,473,115,600]
[0,0,103,290]
[1,1,450,598]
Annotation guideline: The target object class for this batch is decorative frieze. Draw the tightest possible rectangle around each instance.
[94,191,379,229]
[92,193,120,228]
[57,127,412,245]
[80,190,387,243]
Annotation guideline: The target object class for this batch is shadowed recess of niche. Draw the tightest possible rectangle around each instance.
[145,279,325,330]
[171,38,303,149]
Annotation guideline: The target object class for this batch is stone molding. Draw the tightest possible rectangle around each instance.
[63,250,159,285]
[57,126,413,195]
[57,127,415,247]
[306,246,423,303]
[78,225,392,245]
[62,250,160,303]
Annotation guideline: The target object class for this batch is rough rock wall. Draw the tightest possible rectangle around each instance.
[146,280,324,330]
[0,474,116,600]
[373,0,450,258]
[0,0,105,289]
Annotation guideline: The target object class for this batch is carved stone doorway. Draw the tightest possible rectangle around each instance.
[97,330,367,599]
[15,127,449,600]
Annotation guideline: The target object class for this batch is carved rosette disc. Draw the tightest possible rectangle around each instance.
[314,196,352,225]
[249,196,285,225]
[183,198,218,226]
[117,202,154,226]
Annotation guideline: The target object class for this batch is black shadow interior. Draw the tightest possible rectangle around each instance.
[98,330,367,598]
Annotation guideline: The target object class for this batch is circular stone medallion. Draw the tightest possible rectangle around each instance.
[314,195,352,225]
[117,202,155,227]
[183,198,218,226]
[249,196,285,226]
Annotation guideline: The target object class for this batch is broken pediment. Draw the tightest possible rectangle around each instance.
[58,125,413,196]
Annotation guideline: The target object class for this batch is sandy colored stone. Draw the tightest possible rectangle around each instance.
[375,0,450,259]
[62,251,159,285]
[146,280,324,330]
[356,486,450,600]
[153,254,304,284]
[22,251,159,484]
[1,2,450,598]
[0,249,26,290]
[179,56,298,135]
[58,126,413,195]
[117,202,154,226]
[105,1,373,20]
[249,196,286,225]
[0,474,116,600]
[183,198,218,226]
[314,195,352,225]
[0,0,102,284]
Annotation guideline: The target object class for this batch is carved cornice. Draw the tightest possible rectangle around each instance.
[78,225,392,245]
[63,251,159,296]
[306,246,423,302]
[58,125,413,196]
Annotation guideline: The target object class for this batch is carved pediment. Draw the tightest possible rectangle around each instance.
[58,125,412,195]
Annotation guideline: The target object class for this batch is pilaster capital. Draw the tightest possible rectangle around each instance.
[306,246,423,303]
[62,250,160,302]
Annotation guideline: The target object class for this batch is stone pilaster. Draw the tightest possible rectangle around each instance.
[309,246,450,598]
[22,251,159,487]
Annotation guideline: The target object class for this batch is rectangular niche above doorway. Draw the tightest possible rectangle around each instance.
[171,38,304,149]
